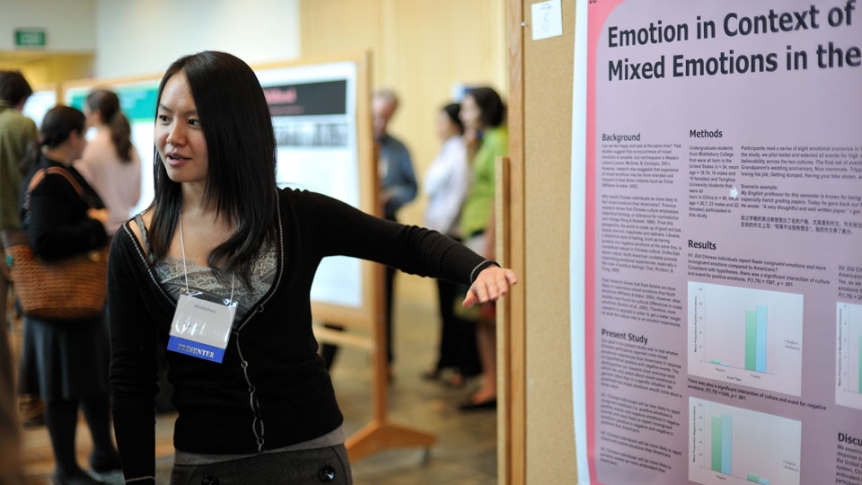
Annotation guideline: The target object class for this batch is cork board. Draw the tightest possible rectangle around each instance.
[505,0,579,482]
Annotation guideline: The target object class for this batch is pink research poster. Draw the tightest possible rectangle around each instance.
[582,0,862,484]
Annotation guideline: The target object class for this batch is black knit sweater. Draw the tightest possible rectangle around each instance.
[108,188,494,482]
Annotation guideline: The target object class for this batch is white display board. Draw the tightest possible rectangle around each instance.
[255,62,363,308]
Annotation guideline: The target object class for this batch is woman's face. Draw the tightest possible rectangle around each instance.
[459,94,482,131]
[82,104,97,128]
[155,71,209,186]
[436,110,457,140]
[69,130,87,160]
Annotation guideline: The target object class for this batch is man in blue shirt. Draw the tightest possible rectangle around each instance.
[373,88,417,373]
[373,88,417,220]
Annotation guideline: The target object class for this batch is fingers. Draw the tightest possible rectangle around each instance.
[462,278,490,308]
[463,267,519,307]
[505,269,519,285]
[463,292,478,308]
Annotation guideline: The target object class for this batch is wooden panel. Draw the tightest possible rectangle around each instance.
[499,0,527,483]
[299,0,383,81]
[520,0,579,483]
[0,53,93,87]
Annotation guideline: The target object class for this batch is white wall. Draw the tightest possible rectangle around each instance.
[94,0,300,78]
[0,0,96,52]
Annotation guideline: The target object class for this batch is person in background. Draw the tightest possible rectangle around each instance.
[320,88,418,375]
[373,87,418,372]
[0,69,37,485]
[107,51,516,484]
[374,88,418,222]
[17,106,120,485]
[421,102,480,387]
[75,88,141,235]
[457,87,508,411]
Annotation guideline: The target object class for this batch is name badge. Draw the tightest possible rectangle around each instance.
[167,289,238,363]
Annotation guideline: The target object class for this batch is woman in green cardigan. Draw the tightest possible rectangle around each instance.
[458,87,508,411]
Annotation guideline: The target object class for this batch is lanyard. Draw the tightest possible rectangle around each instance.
[167,215,239,364]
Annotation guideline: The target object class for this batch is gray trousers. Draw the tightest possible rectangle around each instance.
[170,444,353,485]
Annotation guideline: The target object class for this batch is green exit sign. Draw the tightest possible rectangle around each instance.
[15,29,46,48]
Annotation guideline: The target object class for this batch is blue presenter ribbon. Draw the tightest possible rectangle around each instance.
[167,336,226,363]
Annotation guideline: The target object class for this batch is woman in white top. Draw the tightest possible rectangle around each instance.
[423,103,470,235]
[422,103,481,387]
[75,88,141,235]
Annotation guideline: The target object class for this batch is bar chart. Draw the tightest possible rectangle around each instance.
[688,282,804,396]
[689,398,801,485]
[836,302,862,410]
[744,305,769,373]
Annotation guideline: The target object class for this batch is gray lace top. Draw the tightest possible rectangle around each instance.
[134,213,277,320]
[155,246,277,322]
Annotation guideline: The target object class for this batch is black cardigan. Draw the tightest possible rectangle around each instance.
[108,188,494,482]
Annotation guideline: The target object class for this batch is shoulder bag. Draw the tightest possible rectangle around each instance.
[1,167,108,320]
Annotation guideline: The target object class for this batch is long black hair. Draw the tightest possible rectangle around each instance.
[86,88,134,162]
[147,51,278,287]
